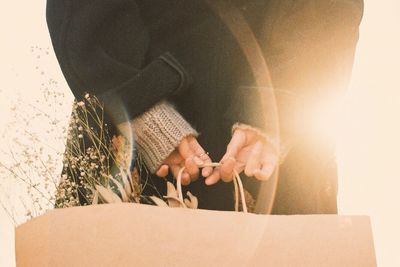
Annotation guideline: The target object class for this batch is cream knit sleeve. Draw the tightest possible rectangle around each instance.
[130,101,198,173]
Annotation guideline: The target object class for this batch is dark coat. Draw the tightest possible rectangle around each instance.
[46,0,363,213]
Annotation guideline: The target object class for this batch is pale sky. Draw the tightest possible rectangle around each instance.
[1,1,400,266]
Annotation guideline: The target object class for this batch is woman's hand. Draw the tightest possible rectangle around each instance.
[205,127,278,185]
[155,135,213,185]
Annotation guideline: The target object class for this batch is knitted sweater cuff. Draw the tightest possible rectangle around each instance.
[132,101,198,173]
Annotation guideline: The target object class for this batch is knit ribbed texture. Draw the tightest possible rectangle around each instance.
[132,101,198,173]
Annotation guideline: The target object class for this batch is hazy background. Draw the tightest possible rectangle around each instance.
[337,1,400,266]
[1,1,400,266]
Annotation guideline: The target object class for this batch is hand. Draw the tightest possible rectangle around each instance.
[155,135,213,185]
[205,127,278,185]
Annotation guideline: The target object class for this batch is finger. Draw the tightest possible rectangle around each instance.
[188,135,207,156]
[170,165,191,185]
[164,150,184,165]
[219,156,236,182]
[200,153,213,177]
[244,141,263,177]
[254,151,278,181]
[234,159,246,175]
[155,165,169,177]
[253,165,275,181]
[205,167,221,186]
[178,136,204,164]
[179,136,204,172]
[187,137,207,166]
[170,164,181,179]
[185,157,200,181]
[221,129,247,163]
[181,171,191,186]
[202,166,213,177]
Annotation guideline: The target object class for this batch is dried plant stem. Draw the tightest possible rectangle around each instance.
[0,200,17,225]
[0,160,54,206]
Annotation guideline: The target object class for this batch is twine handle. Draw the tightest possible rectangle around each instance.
[176,163,248,213]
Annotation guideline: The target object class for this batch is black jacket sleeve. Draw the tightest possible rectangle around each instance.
[46,0,191,124]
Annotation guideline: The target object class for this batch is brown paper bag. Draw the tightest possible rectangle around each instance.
[16,203,376,267]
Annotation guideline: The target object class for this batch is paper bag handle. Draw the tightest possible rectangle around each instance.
[176,163,248,213]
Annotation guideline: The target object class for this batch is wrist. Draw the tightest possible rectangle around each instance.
[132,101,198,173]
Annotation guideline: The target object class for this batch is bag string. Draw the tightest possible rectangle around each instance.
[176,163,248,213]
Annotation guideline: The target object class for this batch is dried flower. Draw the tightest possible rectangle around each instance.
[150,182,198,209]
